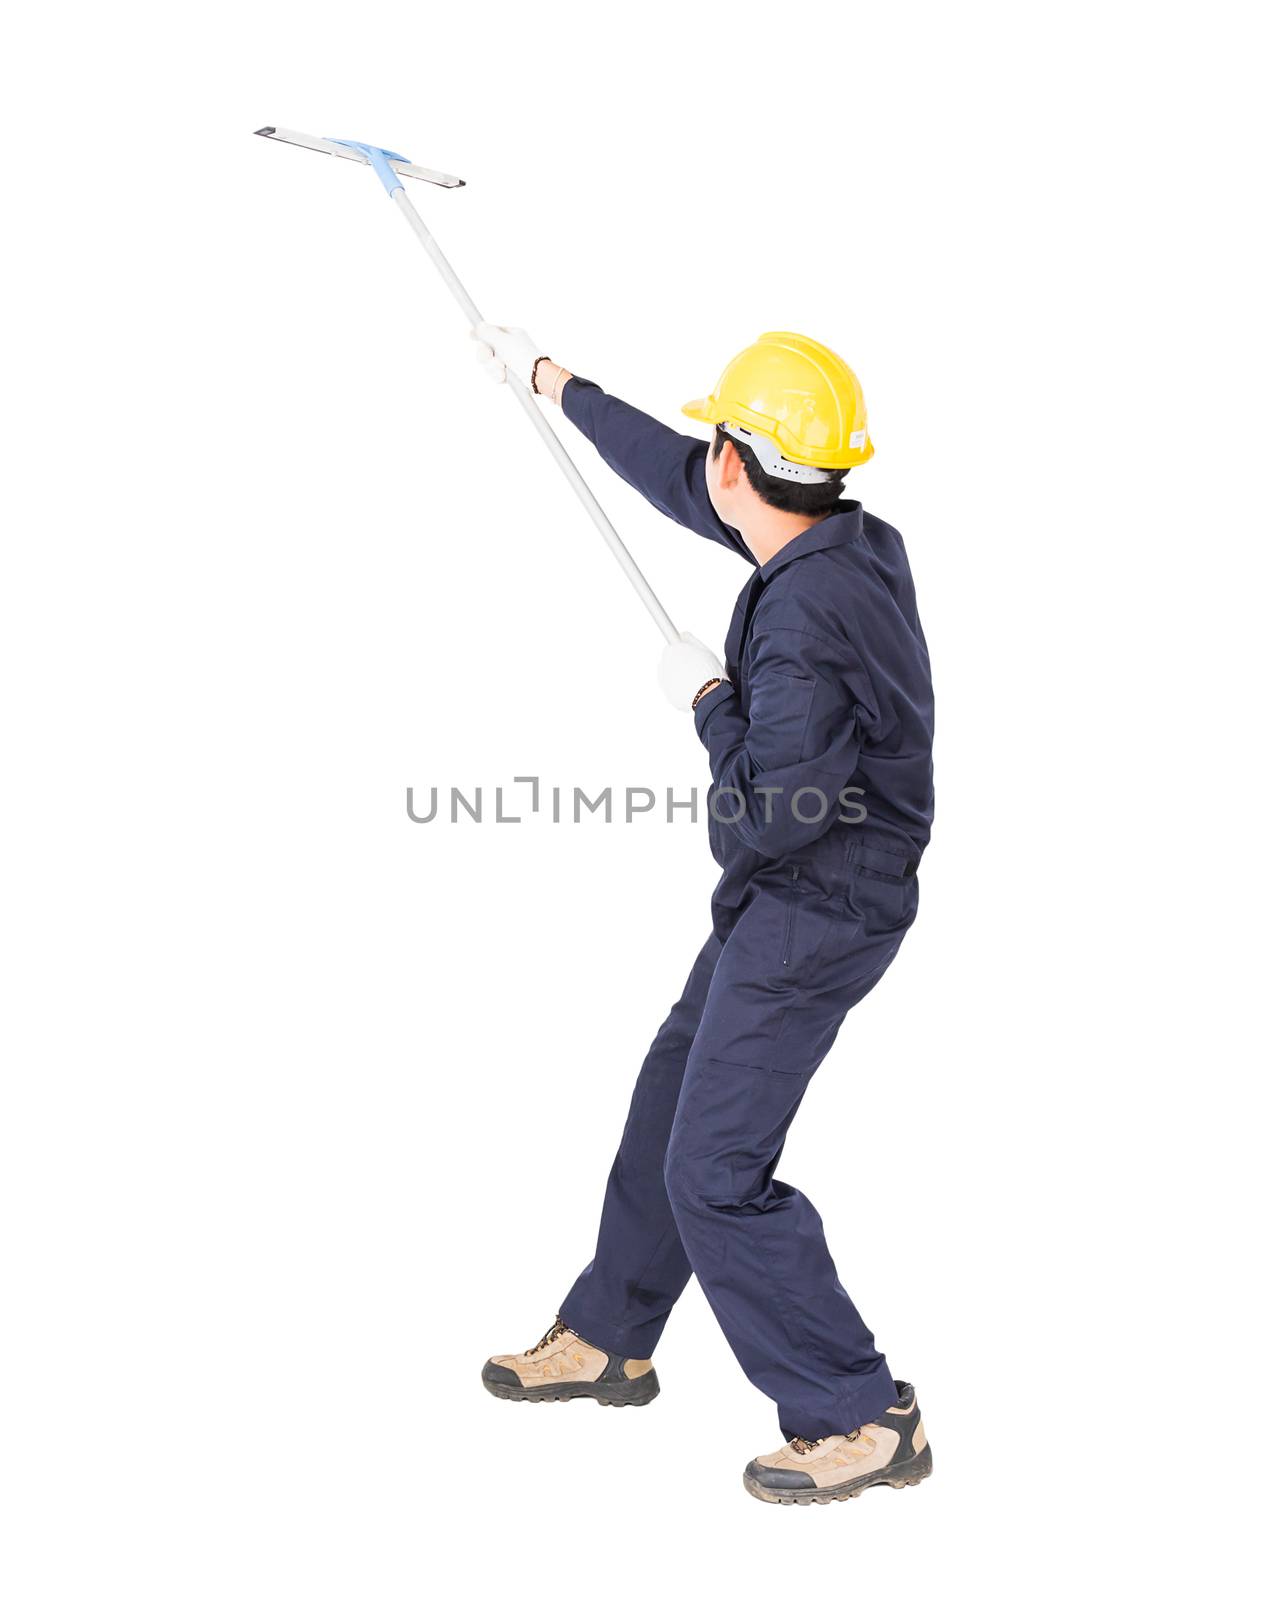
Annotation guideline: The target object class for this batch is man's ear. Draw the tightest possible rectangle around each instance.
[718,439,746,492]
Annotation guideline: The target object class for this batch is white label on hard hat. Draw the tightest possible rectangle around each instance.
[850,429,867,450]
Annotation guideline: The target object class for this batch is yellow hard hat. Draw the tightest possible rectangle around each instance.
[682,331,874,472]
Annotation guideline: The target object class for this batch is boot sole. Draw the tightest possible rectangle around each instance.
[482,1370,660,1407]
[744,1445,933,1505]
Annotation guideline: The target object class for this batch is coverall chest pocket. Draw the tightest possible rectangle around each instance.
[746,670,816,770]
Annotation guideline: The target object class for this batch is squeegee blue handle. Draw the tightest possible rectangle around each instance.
[328,139,410,197]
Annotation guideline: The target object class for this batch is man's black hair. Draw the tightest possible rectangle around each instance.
[712,428,849,517]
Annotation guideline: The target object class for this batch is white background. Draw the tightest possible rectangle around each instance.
[2,3,1261,1595]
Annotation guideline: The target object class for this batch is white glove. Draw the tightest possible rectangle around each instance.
[471,321,546,388]
[658,633,726,712]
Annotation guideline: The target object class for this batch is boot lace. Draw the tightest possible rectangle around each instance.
[524,1316,571,1356]
[789,1429,861,1455]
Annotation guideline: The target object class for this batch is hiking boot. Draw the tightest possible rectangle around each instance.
[481,1316,660,1407]
[743,1380,932,1504]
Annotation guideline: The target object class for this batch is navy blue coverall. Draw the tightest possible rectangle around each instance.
[556,378,935,1441]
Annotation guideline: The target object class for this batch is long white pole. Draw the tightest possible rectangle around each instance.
[391,189,680,643]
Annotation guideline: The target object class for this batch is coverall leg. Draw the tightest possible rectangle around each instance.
[562,855,915,1440]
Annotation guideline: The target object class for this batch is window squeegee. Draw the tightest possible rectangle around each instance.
[255,127,680,643]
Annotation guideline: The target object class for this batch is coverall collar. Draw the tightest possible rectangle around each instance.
[756,501,864,581]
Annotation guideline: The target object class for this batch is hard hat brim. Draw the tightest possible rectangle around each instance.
[682,394,873,469]
[681,397,717,424]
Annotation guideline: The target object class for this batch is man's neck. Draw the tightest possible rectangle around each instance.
[738,509,829,569]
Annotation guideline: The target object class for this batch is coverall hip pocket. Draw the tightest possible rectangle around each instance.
[778,864,836,981]
[843,863,919,940]
[692,872,845,1070]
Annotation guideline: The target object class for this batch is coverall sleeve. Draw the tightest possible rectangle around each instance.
[560,377,754,562]
[692,624,876,858]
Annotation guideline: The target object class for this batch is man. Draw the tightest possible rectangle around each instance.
[471,326,935,1506]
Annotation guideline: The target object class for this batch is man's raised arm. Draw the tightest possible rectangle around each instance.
[473,324,752,562]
